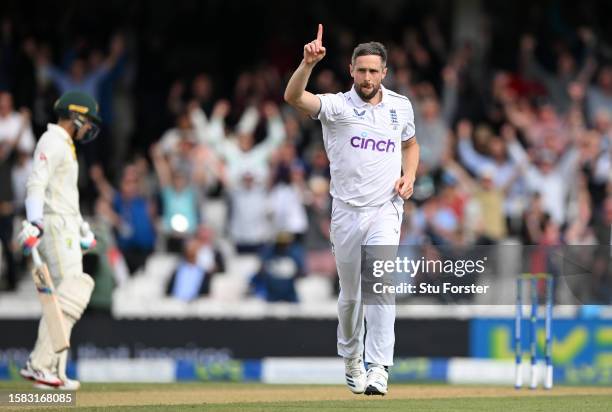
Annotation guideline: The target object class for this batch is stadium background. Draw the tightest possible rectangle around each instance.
[0,0,610,387]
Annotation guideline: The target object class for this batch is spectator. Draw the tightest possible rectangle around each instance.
[90,164,157,274]
[509,144,575,225]
[422,195,461,246]
[521,194,546,245]
[190,73,215,116]
[306,145,331,180]
[1,91,35,215]
[37,35,125,105]
[304,176,336,278]
[204,101,286,184]
[150,143,201,252]
[11,147,33,214]
[0,92,33,290]
[565,190,597,245]
[411,66,458,173]
[250,232,304,303]
[166,239,210,301]
[586,66,612,124]
[165,225,225,301]
[519,34,595,115]
[226,171,271,254]
[0,92,35,153]
[159,108,201,162]
[575,130,610,214]
[457,120,526,224]
[268,142,308,240]
[452,162,520,243]
[193,224,225,277]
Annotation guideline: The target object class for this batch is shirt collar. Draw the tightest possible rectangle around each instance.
[349,84,388,108]
[47,123,73,143]
[379,84,389,107]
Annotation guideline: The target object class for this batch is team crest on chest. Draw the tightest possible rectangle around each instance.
[389,109,399,130]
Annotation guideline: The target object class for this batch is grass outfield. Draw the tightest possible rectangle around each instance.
[1,382,612,411]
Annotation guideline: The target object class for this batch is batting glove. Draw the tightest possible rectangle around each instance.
[18,220,44,254]
[79,222,97,251]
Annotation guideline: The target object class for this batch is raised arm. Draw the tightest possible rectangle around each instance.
[519,35,554,89]
[149,143,172,188]
[201,100,230,152]
[252,102,286,157]
[89,164,116,202]
[189,102,208,142]
[440,66,459,125]
[456,120,490,175]
[283,24,326,116]
[442,155,477,194]
[575,27,598,85]
[502,124,539,182]
[40,64,69,89]
[101,34,126,72]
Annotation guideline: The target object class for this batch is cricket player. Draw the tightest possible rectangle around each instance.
[284,25,419,395]
[17,91,100,390]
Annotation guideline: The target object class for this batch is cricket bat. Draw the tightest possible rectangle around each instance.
[31,247,70,353]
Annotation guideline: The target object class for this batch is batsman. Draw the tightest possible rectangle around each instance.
[17,91,100,390]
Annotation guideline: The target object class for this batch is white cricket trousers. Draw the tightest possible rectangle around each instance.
[30,214,85,376]
[331,196,403,366]
[39,214,82,281]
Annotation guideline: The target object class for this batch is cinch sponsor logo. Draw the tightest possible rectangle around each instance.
[350,133,396,153]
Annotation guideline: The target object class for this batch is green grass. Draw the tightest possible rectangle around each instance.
[0,381,247,392]
[1,382,611,412]
[4,396,612,412]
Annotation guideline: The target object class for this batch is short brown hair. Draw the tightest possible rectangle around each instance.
[351,42,387,67]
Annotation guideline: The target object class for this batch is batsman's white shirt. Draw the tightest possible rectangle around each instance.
[27,124,81,218]
[317,84,415,207]
[26,124,82,279]
[315,85,416,366]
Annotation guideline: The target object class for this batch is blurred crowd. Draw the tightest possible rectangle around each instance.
[0,4,610,305]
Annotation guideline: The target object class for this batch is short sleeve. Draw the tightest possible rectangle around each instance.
[314,93,345,123]
[401,100,416,141]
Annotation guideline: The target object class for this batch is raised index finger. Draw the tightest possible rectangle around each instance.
[317,24,323,42]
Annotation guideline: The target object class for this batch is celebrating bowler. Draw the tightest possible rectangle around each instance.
[284,24,419,395]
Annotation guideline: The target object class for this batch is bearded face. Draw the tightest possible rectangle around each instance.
[350,55,387,102]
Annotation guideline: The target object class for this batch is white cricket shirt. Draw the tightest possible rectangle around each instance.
[316,85,416,207]
[27,124,81,218]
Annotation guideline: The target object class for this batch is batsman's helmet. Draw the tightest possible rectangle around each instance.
[54,91,101,143]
